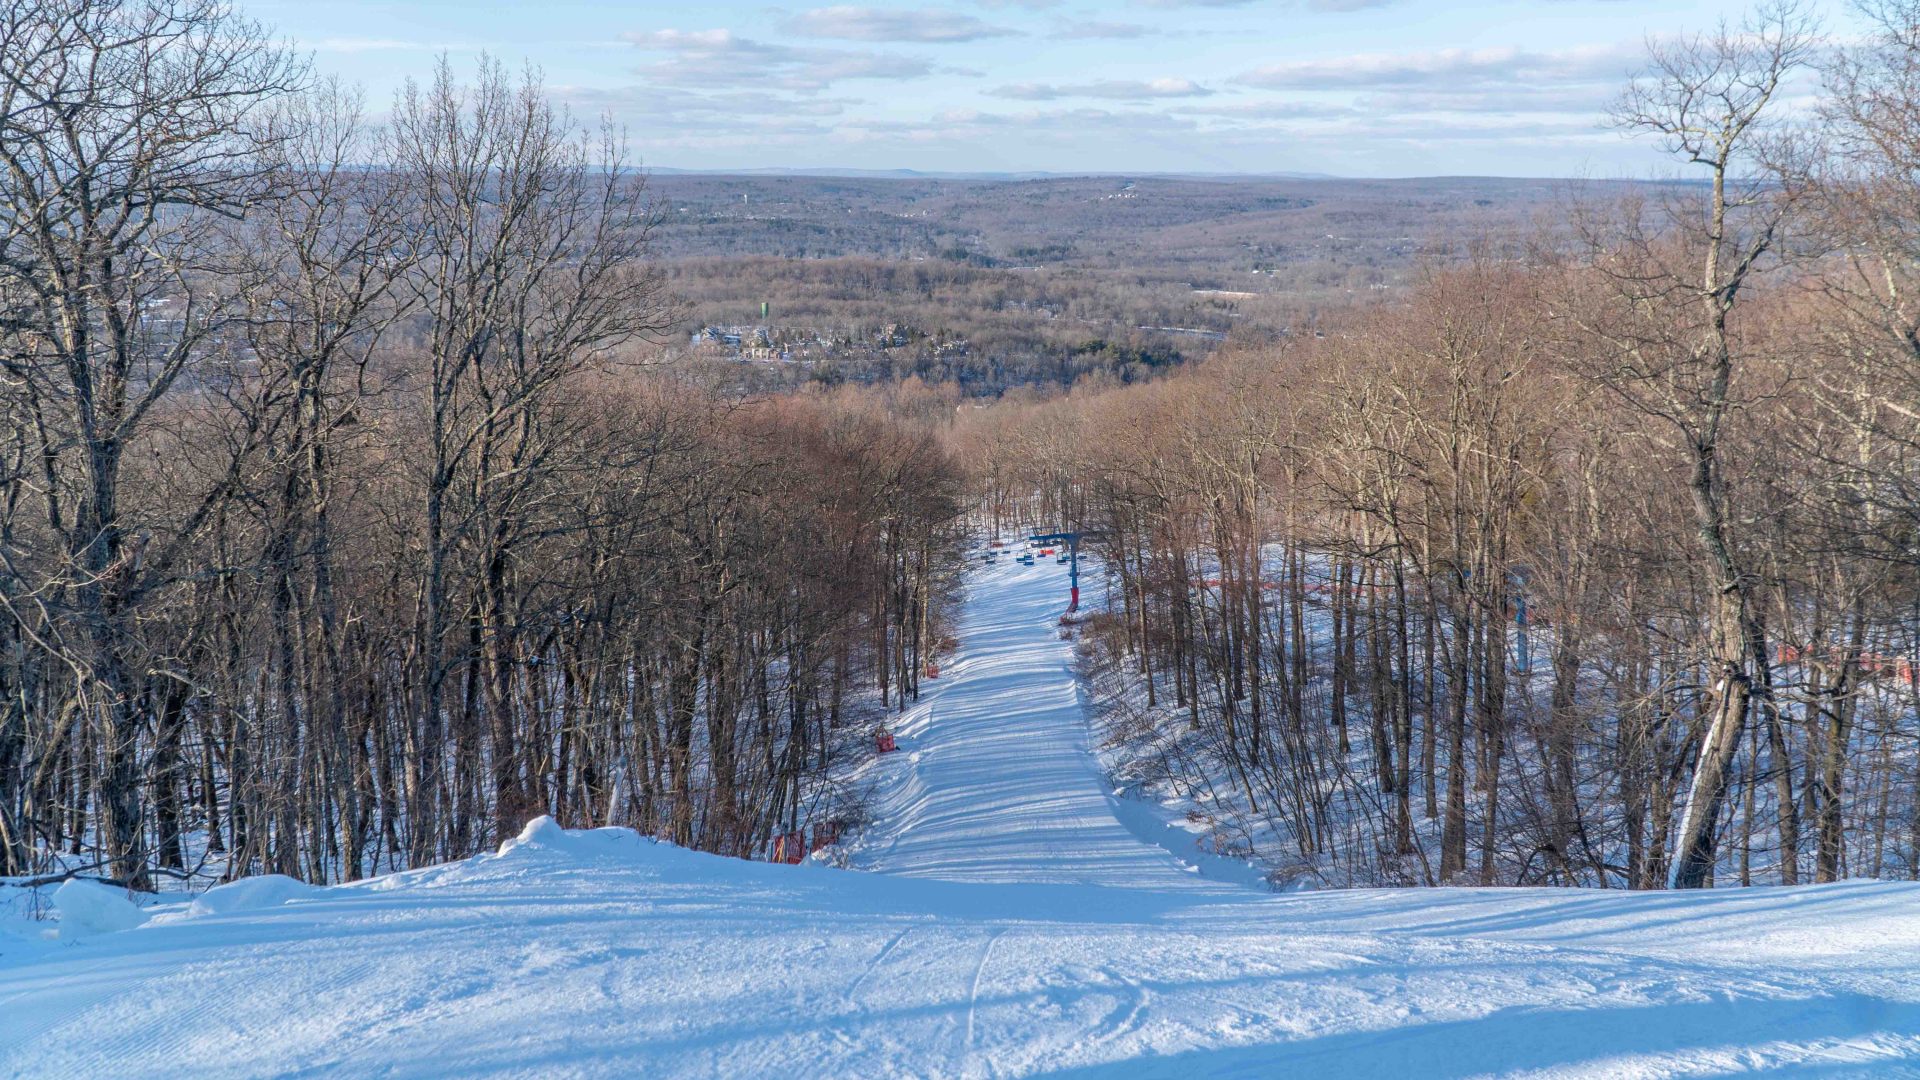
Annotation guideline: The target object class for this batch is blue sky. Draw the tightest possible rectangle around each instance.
[248,0,1848,177]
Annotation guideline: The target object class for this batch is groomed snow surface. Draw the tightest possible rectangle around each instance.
[3,557,1919,1078]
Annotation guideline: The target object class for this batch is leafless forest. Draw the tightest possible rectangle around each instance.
[5,0,1920,895]
[654,173,1592,392]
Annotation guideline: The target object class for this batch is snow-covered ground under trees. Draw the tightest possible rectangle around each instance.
[3,556,1920,1078]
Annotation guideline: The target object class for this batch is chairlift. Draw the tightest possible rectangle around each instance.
[1030,529,1105,616]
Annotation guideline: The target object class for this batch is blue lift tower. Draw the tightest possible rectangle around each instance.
[1028,531,1097,614]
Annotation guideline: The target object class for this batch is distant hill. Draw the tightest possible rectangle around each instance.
[646,167,1343,181]
[643,172,1678,394]
[644,172,1658,285]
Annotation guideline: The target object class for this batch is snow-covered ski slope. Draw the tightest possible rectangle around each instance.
[851,555,1242,890]
[4,557,1920,1078]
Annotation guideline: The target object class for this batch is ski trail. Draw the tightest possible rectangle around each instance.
[857,553,1235,891]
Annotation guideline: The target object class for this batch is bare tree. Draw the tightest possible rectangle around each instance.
[1600,3,1817,888]
[0,0,304,885]
[388,57,670,852]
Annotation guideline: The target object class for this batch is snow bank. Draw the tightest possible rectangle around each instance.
[498,814,570,855]
[51,880,149,940]
[494,816,658,865]
[186,874,325,919]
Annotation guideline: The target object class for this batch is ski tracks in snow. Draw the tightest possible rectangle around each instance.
[844,924,915,1006]
[961,930,1002,1077]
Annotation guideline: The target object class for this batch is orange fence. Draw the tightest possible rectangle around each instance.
[1776,643,1916,681]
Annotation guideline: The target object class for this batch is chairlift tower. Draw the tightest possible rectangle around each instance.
[1028,530,1102,613]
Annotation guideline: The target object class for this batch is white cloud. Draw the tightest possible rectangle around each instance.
[1168,99,1355,119]
[581,19,1660,173]
[990,78,1215,100]
[1355,87,1614,115]
[624,28,937,92]
[625,29,751,52]
[560,85,855,124]
[844,106,1203,141]
[1050,19,1157,40]
[1233,44,1636,91]
[1133,0,1262,8]
[783,7,1019,43]
[1133,0,1401,7]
